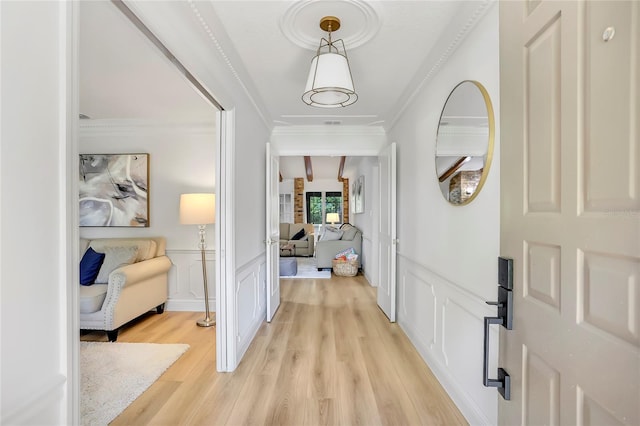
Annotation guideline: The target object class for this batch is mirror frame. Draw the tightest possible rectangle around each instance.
[435,80,495,206]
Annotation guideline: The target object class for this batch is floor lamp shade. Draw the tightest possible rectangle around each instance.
[180,193,215,225]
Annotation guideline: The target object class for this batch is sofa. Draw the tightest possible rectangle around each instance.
[315,223,363,269]
[79,237,172,341]
[279,223,315,256]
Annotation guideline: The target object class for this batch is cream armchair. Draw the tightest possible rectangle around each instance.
[79,237,172,341]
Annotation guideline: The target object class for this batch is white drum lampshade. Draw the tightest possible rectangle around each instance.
[180,193,215,225]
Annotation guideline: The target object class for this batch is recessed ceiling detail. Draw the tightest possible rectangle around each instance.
[280,0,381,51]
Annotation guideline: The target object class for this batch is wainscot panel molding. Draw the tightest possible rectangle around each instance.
[361,235,377,286]
[396,253,498,426]
[165,249,216,312]
[234,254,267,362]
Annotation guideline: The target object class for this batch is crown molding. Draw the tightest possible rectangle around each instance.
[271,125,387,156]
[79,118,216,134]
[185,0,272,130]
[387,0,496,131]
[272,125,386,138]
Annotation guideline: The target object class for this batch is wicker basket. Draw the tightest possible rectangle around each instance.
[332,259,359,276]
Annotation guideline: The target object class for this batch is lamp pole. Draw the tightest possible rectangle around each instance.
[197,224,215,327]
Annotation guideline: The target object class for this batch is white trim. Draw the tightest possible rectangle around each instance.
[166,299,215,312]
[271,125,387,156]
[64,1,80,423]
[166,249,215,255]
[79,118,216,131]
[387,0,496,131]
[396,253,496,425]
[185,0,271,129]
[234,254,267,361]
[216,109,236,372]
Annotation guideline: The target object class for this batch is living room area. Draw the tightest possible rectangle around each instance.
[277,155,375,280]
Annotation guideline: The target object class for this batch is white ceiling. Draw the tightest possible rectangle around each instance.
[79,1,215,122]
[79,0,493,178]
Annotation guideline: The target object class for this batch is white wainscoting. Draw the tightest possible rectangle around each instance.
[234,254,267,361]
[361,236,377,286]
[397,253,499,425]
[165,249,216,311]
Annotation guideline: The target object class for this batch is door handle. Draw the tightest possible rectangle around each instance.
[482,257,514,400]
[483,316,511,400]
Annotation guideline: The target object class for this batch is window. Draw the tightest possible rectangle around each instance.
[306,191,342,224]
[306,192,322,224]
[279,193,293,223]
[325,192,342,223]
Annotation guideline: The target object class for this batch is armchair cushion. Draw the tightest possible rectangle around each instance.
[79,247,105,285]
[95,246,138,283]
[79,284,108,313]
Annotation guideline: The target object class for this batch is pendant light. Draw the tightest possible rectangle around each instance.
[302,16,357,108]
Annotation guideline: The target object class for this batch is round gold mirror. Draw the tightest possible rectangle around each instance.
[435,80,494,205]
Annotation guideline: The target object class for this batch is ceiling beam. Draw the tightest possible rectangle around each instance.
[337,156,346,181]
[438,156,471,182]
[304,156,313,182]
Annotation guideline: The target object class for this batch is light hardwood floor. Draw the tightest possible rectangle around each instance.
[82,273,467,425]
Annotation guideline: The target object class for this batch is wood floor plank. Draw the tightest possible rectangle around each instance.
[81,272,467,425]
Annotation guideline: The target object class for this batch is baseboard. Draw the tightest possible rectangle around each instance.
[166,299,216,312]
[399,319,491,425]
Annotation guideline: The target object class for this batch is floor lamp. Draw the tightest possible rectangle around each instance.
[180,193,216,327]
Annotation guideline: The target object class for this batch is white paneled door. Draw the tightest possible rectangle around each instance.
[377,143,397,321]
[500,1,639,424]
[265,143,280,321]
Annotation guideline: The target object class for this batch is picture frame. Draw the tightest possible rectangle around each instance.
[79,154,149,227]
[353,175,364,214]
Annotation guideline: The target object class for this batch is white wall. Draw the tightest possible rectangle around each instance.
[388,4,501,424]
[125,0,272,370]
[231,105,269,365]
[78,122,215,248]
[79,121,217,311]
[346,157,379,285]
[1,1,75,423]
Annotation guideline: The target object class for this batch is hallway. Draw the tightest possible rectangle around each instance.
[100,274,466,425]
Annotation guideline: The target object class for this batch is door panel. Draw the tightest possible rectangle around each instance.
[377,143,397,321]
[500,1,639,424]
[584,1,639,212]
[525,12,561,213]
[265,143,280,321]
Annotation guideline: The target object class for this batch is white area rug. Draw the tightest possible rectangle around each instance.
[80,341,189,425]
[281,257,331,279]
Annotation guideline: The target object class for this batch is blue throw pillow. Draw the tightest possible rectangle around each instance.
[80,247,105,286]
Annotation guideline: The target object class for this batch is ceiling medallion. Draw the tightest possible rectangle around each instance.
[280,0,381,50]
